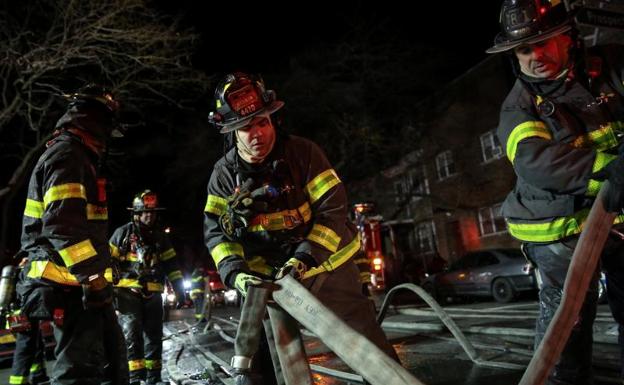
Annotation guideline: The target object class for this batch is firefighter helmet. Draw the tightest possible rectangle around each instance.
[63,83,120,113]
[128,190,166,212]
[207,72,284,133]
[486,0,572,54]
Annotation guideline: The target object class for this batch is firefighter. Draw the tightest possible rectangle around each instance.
[189,264,209,324]
[204,72,398,383]
[9,258,49,385]
[109,190,185,385]
[16,84,129,385]
[487,1,624,383]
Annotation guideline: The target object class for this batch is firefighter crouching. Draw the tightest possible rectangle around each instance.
[16,84,129,385]
[487,1,624,384]
[109,190,186,385]
[204,72,399,383]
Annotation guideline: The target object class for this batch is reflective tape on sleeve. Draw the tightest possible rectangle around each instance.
[24,199,44,218]
[160,248,176,261]
[58,239,97,267]
[307,224,341,253]
[210,242,244,265]
[204,195,228,216]
[587,152,616,196]
[305,169,341,203]
[43,183,86,207]
[168,270,183,282]
[506,121,551,163]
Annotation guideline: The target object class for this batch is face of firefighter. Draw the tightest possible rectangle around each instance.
[235,114,276,163]
[137,211,157,227]
[514,34,572,79]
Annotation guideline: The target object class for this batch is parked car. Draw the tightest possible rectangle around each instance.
[421,248,537,303]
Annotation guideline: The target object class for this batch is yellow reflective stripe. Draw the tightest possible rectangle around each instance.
[160,248,176,261]
[30,362,43,372]
[58,239,97,267]
[587,152,616,196]
[572,124,619,151]
[302,235,361,280]
[0,333,16,344]
[27,260,115,285]
[507,211,624,242]
[192,276,204,282]
[211,242,244,265]
[124,253,138,262]
[248,202,312,232]
[115,278,142,288]
[24,199,44,218]
[128,359,145,371]
[305,169,341,203]
[506,121,551,163]
[191,288,204,295]
[86,204,108,220]
[353,258,369,265]
[145,359,162,370]
[204,195,228,216]
[9,375,27,385]
[109,243,120,258]
[359,272,372,283]
[43,183,86,207]
[168,270,183,281]
[146,282,164,292]
[247,256,275,276]
[306,224,341,253]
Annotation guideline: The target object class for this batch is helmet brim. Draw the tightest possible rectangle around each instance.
[485,23,572,54]
[217,100,284,134]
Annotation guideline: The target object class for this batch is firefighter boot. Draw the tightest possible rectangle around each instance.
[234,370,264,385]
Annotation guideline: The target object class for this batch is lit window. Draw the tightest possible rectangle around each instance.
[414,221,436,254]
[435,150,456,180]
[478,203,507,236]
[480,131,504,162]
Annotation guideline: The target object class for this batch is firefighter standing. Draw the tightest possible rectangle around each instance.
[204,72,398,383]
[190,265,209,324]
[17,84,128,385]
[9,258,49,385]
[109,190,185,385]
[488,1,624,383]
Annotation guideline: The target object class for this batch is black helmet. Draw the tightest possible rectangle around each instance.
[207,72,284,133]
[486,0,572,54]
[127,190,166,212]
[63,83,120,113]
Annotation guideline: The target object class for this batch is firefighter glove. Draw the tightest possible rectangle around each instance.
[592,156,624,212]
[233,272,264,297]
[276,253,315,281]
[81,274,113,310]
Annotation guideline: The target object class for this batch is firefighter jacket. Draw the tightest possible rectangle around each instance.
[109,222,184,294]
[20,130,112,287]
[190,268,207,300]
[498,45,624,243]
[204,134,360,286]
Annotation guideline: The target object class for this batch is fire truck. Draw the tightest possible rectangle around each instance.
[353,203,386,291]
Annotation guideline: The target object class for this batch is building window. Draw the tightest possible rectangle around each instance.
[408,166,429,201]
[414,221,436,254]
[480,130,503,162]
[478,203,507,236]
[435,150,456,180]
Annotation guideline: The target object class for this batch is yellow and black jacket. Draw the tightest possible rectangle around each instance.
[109,222,184,294]
[498,45,624,243]
[20,131,111,287]
[204,135,360,286]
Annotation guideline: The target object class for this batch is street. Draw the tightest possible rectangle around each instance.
[0,296,619,385]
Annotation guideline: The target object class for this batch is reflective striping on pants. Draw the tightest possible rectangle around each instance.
[128,359,146,371]
[43,183,86,207]
[160,248,176,261]
[211,242,244,265]
[145,359,162,370]
[303,234,361,280]
[58,239,97,267]
[24,199,44,218]
[506,121,552,163]
[305,169,341,203]
[204,194,228,216]
[507,211,624,242]
[30,362,43,372]
[146,282,164,292]
[307,224,341,253]
[115,278,142,288]
[9,375,27,384]
[587,152,616,196]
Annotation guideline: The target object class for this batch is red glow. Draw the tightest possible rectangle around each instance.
[209,281,215,288]
[539,6,547,14]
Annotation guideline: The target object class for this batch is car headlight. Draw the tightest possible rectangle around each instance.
[166,293,176,303]
[224,289,238,301]
[183,279,191,289]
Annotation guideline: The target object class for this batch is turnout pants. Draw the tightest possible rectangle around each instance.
[115,288,164,384]
[9,319,48,385]
[526,233,624,385]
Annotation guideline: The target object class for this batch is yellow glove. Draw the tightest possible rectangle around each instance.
[276,257,309,281]
[233,272,264,297]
